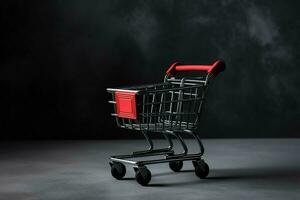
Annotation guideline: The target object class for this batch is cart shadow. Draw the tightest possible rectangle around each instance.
[121,177,136,180]
[147,167,300,187]
[152,169,194,177]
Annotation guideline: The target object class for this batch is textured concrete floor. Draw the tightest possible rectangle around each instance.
[0,139,300,200]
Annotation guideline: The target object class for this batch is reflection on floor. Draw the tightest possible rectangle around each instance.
[0,139,299,200]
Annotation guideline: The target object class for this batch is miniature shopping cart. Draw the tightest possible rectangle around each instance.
[107,60,225,186]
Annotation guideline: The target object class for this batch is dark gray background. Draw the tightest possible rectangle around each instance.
[1,0,299,139]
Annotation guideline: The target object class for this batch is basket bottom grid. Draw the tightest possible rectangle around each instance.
[120,120,196,132]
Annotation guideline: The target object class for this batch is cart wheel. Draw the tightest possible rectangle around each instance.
[193,159,209,179]
[169,160,183,172]
[110,162,126,180]
[134,166,151,186]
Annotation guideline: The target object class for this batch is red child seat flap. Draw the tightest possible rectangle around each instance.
[115,91,137,119]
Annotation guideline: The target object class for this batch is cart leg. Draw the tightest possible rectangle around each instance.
[194,132,205,156]
[183,131,209,178]
[163,133,173,151]
[166,131,188,158]
[132,131,174,156]
[132,131,153,155]
[184,130,204,156]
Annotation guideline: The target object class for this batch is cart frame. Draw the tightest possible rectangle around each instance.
[107,60,225,185]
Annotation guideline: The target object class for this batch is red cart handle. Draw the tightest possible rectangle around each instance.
[166,60,225,77]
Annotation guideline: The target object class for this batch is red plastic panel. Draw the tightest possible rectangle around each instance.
[115,91,137,119]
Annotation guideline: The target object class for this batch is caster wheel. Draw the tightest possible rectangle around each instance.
[134,166,151,186]
[110,162,126,180]
[193,159,209,179]
[169,160,183,172]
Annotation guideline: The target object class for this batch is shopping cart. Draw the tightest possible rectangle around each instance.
[107,60,225,186]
